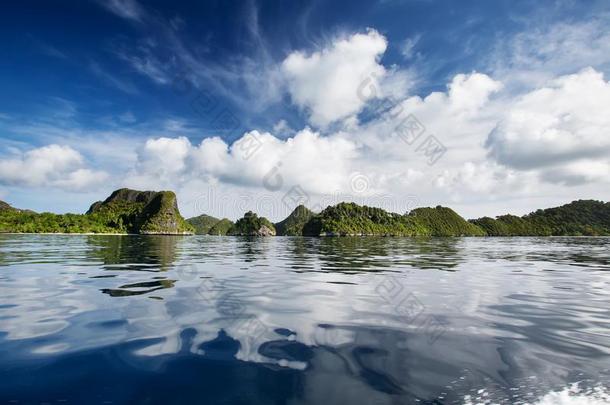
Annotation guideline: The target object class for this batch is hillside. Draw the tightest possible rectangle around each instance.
[471,200,610,236]
[409,206,486,236]
[187,214,221,234]
[187,214,234,235]
[2,194,609,237]
[302,202,429,236]
[0,201,16,212]
[300,202,485,236]
[228,211,276,236]
[274,205,314,236]
[0,188,193,234]
[208,218,234,235]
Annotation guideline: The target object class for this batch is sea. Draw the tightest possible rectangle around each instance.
[0,235,609,404]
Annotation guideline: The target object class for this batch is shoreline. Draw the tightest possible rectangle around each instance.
[0,233,608,238]
[0,232,192,236]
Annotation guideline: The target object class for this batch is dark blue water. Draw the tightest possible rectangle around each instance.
[0,235,609,404]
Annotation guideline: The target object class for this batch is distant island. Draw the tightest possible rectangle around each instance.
[1,188,609,236]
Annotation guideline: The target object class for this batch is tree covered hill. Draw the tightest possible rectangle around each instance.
[228,211,276,236]
[208,218,234,235]
[2,194,609,237]
[274,205,314,236]
[186,214,234,235]
[300,202,483,236]
[0,189,193,234]
[471,199,610,236]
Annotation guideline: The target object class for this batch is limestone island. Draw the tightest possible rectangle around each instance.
[1,188,609,237]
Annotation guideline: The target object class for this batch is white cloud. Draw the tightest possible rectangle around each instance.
[490,17,610,89]
[120,70,507,219]
[434,161,533,197]
[486,68,610,185]
[281,29,388,126]
[126,129,358,196]
[400,35,420,60]
[126,137,191,188]
[0,145,108,191]
[53,169,110,190]
[7,22,610,220]
[448,72,503,115]
[98,0,145,22]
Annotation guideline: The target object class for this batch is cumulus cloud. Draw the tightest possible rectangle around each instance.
[126,129,358,196]
[0,145,108,191]
[486,68,610,184]
[118,70,508,219]
[352,71,502,166]
[9,22,610,219]
[447,72,503,115]
[434,161,532,197]
[281,29,389,126]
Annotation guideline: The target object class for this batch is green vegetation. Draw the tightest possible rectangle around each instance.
[0,210,121,233]
[0,189,193,234]
[305,200,610,237]
[228,211,276,236]
[2,194,609,237]
[274,205,314,236]
[187,214,234,235]
[300,202,483,236]
[137,191,193,234]
[470,214,539,236]
[187,214,221,234]
[409,206,486,236]
[0,201,16,212]
[302,202,428,236]
[471,200,610,236]
[208,218,234,235]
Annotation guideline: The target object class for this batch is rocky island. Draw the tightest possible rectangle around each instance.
[228,211,276,236]
[0,188,193,234]
[1,188,609,236]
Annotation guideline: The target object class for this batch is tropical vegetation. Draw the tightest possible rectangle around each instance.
[228,211,276,236]
[0,188,193,234]
[2,191,609,237]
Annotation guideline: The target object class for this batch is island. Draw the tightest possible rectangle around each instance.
[0,188,193,234]
[1,188,609,236]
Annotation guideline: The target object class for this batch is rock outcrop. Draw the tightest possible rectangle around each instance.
[87,188,194,235]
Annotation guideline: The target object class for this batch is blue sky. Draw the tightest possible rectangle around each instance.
[1,0,610,220]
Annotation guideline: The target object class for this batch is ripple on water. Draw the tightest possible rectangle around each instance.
[0,235,609,404]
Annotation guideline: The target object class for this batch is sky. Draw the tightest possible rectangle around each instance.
[1,0,610,221]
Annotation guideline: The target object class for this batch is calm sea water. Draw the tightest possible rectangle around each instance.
[0,235,609,404]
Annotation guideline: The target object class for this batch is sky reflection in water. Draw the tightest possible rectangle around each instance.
[0,235,609,404]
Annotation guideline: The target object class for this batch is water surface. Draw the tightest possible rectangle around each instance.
[0,235,609,404]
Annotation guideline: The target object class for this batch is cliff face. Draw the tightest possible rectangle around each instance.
[87,188,159,214]
[87,188,194,235]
